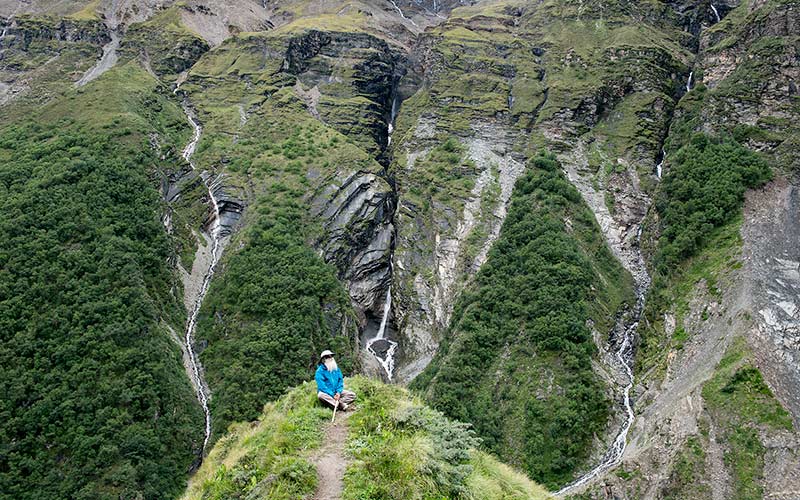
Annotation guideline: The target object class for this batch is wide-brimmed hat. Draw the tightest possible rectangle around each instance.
[319,350,335,360]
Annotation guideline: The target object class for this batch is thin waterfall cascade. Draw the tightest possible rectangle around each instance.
[176,89,226,454]
[389,0,419,27]
[686,71,694,93]
[366,287,399,380]
[655,148,666,179]
[1,11,18,42]
[387,94,400,146]
[711,3,721,23]
[555,220,651,496]
[555,290,648,496]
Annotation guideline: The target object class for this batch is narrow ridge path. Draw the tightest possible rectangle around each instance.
[312,412,350,500]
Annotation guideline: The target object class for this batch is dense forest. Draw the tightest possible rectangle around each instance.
[414,152,632,488]
[0,65,204,499]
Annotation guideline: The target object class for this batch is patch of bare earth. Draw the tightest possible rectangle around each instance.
[312,411,350,500]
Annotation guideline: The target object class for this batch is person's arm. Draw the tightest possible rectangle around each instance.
[316,367,332,396]
[335,370,344,395]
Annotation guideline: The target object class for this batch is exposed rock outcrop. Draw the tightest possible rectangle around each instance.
[311,169,395,319]
[284,29,406,156]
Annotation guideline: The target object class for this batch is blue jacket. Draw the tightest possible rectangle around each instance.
[315,364,344,397]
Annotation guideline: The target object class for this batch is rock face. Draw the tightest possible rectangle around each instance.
[742,179,800,424]
[4,0,800,497]
[393,124,528,382]
[284,30,406,155]
[311,169,395,319]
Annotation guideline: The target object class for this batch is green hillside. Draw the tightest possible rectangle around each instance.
[182,376,552,500]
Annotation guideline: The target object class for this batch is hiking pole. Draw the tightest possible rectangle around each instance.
[331,400,339,423]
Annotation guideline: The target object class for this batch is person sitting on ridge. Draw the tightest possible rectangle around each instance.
[315,350,357,411]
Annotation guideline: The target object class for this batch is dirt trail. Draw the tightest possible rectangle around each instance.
[312,412,349,500]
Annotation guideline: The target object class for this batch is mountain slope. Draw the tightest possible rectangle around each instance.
[413,152,633,488]
[182,376,552,500]
[0,63,204,499]
[1,0,799,498]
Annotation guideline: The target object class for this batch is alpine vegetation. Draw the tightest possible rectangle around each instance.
[1,0,798,499]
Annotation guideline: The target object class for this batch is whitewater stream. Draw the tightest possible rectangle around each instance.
[366,93,402,380]
[366,288,398,380]
[555,223,651,496]
[177,93,226,454]
[388,0,418,27]
[711,3,721,23]
[655,147,666,179]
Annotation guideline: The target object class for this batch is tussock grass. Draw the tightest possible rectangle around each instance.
[183,377,551,500]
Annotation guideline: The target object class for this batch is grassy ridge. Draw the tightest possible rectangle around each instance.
[0,63,203,499]
[415,152,633,489]
[183,376,552,500]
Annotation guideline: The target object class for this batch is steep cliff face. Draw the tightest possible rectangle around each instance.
[390,5,542,381]
[2,0,800,498]
[587,0,800,498]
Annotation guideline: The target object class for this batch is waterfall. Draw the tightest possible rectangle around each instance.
[655,148,666,179]
[554,182,652,496]
[556,251,649,496]
[686,71,693,93]
[710,3,721,23]
[387,94,399,146]
[389,0,419,27]
[366,287,399,380]
[176,89,227,454]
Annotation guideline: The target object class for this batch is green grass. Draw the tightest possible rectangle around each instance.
[703,340,793,499]
[119,6,209,78]
[184,377,552,500]
[661,436,711,499]
[703,342,793,432]
[399,137,477,218]
[700,340,793,499]
[182,383,328,500]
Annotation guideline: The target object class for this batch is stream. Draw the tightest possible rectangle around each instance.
[177,93,226,454]
[366,288,399,380]
[366,90,401,380]
[389,0,418,27]
[555,220,651,496]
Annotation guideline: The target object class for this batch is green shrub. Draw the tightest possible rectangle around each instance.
[654,134,771,274]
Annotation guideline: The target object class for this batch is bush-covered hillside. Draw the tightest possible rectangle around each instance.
[182,376,552,500]
[414,152,634,489]
[0,64,204,499]
[653,134,771,275]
